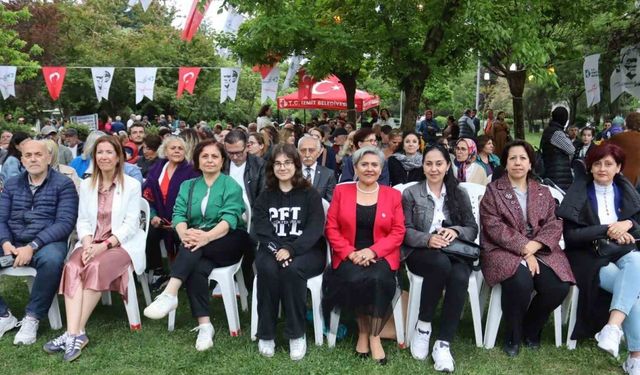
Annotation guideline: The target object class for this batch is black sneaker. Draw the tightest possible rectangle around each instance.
[151,274,170,292]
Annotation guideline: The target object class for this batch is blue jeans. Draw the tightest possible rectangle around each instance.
[0,241,67,320]
[599,251,640,351]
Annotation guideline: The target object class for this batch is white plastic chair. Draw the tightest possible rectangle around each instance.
[483,284,563,348]
[404,182,485,348]
[566,285,580,349]
[0,267,63,330]
[100,198,150,330]
[167,194,251,336]
[250,199,330,346]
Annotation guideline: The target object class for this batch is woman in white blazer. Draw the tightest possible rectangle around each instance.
[44,136,145,362]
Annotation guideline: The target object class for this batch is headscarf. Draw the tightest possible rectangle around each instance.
[454,138,477,182]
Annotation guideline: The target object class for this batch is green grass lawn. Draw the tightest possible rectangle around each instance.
[0,275,624,375]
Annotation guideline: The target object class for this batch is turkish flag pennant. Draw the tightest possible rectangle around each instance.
[42,67,66,100]
[252,64,275,79]
[177,67,201,98]
[297,69,316,99]
[181,0,212,42]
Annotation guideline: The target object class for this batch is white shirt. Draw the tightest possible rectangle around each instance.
[229,161,247,195]
[595,182,617,225]
[68,144,78,159]
[426,182,447,234]
[303,162,317,184]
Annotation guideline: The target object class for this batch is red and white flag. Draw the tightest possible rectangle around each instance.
[42,67,66,100]
[297,69,316,99]
[177,67,201,98]
[181,0,212,42]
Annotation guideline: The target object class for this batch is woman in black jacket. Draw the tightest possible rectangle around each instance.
[557,143,640,372]
[251,144,326,361]
[388,131,425,186]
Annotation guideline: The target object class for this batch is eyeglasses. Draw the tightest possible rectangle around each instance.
[274,160,295,169]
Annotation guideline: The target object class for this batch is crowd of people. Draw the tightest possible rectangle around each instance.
[1,106,640,374]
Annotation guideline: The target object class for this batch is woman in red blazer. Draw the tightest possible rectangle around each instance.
[480,140,575,357]
[323,146,405,365]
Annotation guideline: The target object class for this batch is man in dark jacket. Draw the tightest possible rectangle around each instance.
[223,130,265,207]
[458,109,476,140]
[417,109,440,146]
[0,140,78,345]
[540,106,575,191]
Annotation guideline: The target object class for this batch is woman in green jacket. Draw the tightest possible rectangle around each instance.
[144,139,252,351]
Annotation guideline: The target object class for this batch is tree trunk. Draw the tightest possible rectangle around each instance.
[401,77,427,132]
[506,70,526,140]
[336,72,358,125]
[569,95,578,126]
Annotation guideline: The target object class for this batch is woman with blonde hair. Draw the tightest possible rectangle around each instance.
[43,139,80,189]
[279,128,296,145]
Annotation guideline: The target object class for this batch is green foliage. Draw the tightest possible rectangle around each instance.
[0,122,35,136]
[63,123,91,141]
[0,4,41,80]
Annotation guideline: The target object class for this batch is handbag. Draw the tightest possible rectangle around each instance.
[440,238,481,261]
[592,238,637,258]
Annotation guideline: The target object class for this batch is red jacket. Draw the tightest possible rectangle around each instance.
[479,176,575,286]
[325,182,405,270]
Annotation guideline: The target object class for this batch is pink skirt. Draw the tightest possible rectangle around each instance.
[59,246,132,301]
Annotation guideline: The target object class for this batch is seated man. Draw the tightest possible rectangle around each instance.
[298,135,336,202]
[0,140,79,345]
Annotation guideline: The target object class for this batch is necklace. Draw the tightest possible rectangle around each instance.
[602,186,611,216]
[356,181,379,194]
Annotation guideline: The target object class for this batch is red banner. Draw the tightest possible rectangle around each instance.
[181,0,212,42]
[252,64,275,79]
[177,67,201,98]
[297,69,316,100]
[42,67,66,100]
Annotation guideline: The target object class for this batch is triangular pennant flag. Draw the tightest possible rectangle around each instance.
[282,55,302,90]
[216,6,245,58]
[620,46,640,100]
[135,67,157,104]
[0,66,17,100]
[261,67,279,104]
[177,67,201,98]
[611,66,624,103]
[297,68,316,100]
[253,64,275,80]
[181,0,212,42]
[220,68,240,103]
[583,54,600,107]
[128,0,152,12]
[91,67,114,102]
[42,67,66,100]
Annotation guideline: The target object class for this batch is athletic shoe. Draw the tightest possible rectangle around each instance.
[432,340,455,373]
[289,335,307,361]
[44,332,88,354]
[0,312,18,339]
[624,356,640,375]
[595,324,623,358]
[192,323,214,351]
[411,323,432,360]
[63,334,89,362]
[13,316,39,345]
[258,339,275,358]
[143,292,178,319]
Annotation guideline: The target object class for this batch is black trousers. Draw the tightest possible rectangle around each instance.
[500,262,570,343]
[406,249,471,342]
[170,229,250,318]
[255,249,324,340]
[145,226,179,271]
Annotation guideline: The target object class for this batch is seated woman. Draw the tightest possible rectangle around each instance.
[0,131,29,186]
[339,128,390,185]
[402,145,478,372]
[557,143,640,372]
[247,132,269,159]
[252,144,326,361]
[475,135,500,178]
[480,140,574,357]
[142,136,200,287]
[44,136,145,362]
[323,146,405,365]
[137,134,162,179]
[388,131,425,186]
[452,138,489,186]
[143,139,252,351]
[43,139,81,189]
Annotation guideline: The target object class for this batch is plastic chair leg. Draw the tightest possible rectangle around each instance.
[405,271,423,348]
[48,296,63,330]
[483,285,502,349]
[307,275,324,346]
[250,277,258,341]
[124,269,141,331]
[168,310,176,332]
[327,308,341,348]
[236,267,248,312]
[219,272,241,336]
[567,286,579,350]
[101,292,113,306]
[138,273,152,306]
[392,287,406,348]
[467,274,484,347]
[553,305,563,347]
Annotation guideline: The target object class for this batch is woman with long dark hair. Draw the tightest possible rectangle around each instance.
[251,144,326,360]
[402,145,478,372]
[388,131,424,186]
[0,131,30,185]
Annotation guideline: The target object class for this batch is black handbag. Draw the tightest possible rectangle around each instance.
[440,238,481,261]
[592,238,637,258]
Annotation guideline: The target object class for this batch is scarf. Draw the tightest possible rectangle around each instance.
[393,152,423,171]
[454,138,478,182]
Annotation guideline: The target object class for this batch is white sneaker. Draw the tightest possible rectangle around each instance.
[595,324,623,358]
[289,335,307,361]
[14,316,39,345]
[258,339,275,358]
[432,340,455,373]
[143,292,178,319]
[0,312,18,339]
[191,323,214,351]
[624,356,640,375]
[411,322,432,360]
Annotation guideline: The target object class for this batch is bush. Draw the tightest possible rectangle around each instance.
[0,122,36,136]
[435,116,448,127]
[63,123,91,141]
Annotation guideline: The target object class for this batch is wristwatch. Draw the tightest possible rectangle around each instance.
[28,241,39,251]
[104,240,114,250]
